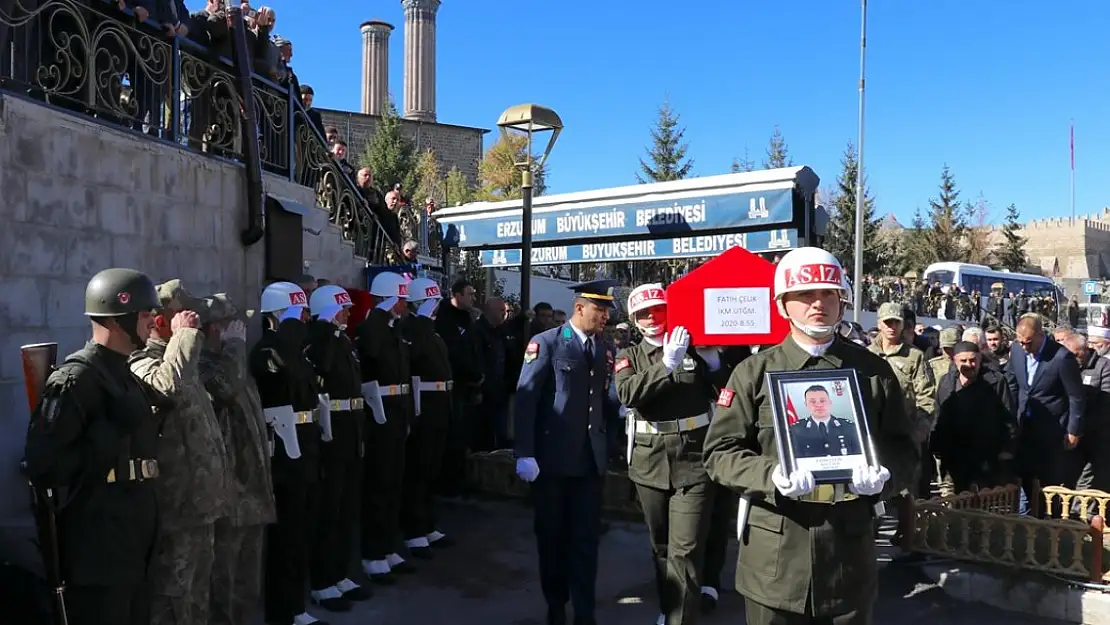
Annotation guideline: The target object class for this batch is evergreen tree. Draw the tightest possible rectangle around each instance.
[763,125,792,169]
[895,207,931,274]
[923,165,969,264]
[996,203,1029,272]
[359,99,416,192]
[444,166,472,207]
[411,149,442,206]
[633,99,693,282]
[730,146,756,173]
[637,100,693,183]
[824,141,883,273]
[475,134,548,201]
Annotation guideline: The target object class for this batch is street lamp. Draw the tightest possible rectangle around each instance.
[497,103,563,311]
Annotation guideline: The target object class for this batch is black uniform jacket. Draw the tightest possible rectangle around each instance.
[23,343,160,586]
[402,313,454,419]
[703,336,918,616]
[249,319,322,484]
[615,340,728,490]
[305,320,364,459]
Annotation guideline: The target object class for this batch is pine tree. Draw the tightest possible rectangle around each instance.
[634,99,693,282]
[824,141,883,273]
[996,203,1029,272]
[475,134,548,201]
[444,166,472,207]
[895,207,931,274]
[359,99,416,192]
[730,146,756,173]
[637,100,693,183]
[763,126,792,169]
[923,165,968,264]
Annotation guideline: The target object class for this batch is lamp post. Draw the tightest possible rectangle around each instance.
[496,104,563,311]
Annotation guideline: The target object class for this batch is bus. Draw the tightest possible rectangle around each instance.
[921,262,1063,317]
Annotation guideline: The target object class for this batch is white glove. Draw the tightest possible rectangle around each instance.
[662,326,690,372]
[849,464,890,497]
[223,320,246,342]
[515,457,540,483]
[694,346,721,371]
[279,306,304,322]
[771,464,816,499]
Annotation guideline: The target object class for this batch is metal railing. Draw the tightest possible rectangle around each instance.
[0,0,399,264]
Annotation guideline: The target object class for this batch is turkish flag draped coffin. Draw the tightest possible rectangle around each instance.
[665,246,790,346]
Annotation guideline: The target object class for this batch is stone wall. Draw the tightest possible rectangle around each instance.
[318,108,487,187]
[0,94,365,568]
[989,210,1110,281]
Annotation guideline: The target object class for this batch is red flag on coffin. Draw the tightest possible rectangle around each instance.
[785,394,799,426]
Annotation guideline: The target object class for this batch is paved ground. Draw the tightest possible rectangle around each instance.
[313,497,1067,625]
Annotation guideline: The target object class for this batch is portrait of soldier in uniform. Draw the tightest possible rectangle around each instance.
[779,379,869,475]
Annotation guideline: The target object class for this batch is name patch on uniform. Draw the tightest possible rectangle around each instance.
[782,263,842,289]
[614,357,631,373]
[289,291,307,306]
[717,388,735,407]
[524,341,540,363]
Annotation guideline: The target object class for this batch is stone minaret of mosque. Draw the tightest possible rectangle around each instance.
[401,0,440,122]
[359,20,394,115]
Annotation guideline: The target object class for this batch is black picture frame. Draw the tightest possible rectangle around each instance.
[765,368,878,485]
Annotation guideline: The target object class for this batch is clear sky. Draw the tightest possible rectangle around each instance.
[280,0,1109,226]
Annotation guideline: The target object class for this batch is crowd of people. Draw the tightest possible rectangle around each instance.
[857,275,1076,326]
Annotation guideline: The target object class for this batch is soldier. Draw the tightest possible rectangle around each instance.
[306,285,373,609]
[704,247,918,625]
[514,279,622,625]
[400,277,455,557]
[869,302,936,532]
[198,293,277,625]
[129,279,230,625]
[928,327,961,382]
[23,268,162,625]
[250,281,327,625]
[356,271,415,583]
[789,385,864,458]
[614,283,728,625]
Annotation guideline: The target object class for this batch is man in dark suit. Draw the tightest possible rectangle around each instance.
[1005,315,1086,515]
[514,280,621,625]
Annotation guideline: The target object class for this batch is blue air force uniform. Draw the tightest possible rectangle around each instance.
[790,416,863,459]
[514,280,621,625]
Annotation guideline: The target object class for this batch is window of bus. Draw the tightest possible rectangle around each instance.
[925,270,954,285]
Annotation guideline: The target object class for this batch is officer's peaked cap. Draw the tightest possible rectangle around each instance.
[570,279,619,309]
[85,268,161,317]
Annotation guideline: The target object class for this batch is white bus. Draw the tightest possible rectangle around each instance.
[921,262,1063,314]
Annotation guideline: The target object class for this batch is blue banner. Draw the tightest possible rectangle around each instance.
[477,229,798,267]
[441,187,795,249]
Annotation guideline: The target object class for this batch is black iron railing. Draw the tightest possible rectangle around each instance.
[0,0,399,264]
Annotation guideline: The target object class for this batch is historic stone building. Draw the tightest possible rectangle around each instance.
[323,1,488,188]
[988,210,1110,282]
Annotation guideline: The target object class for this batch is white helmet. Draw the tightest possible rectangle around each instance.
[370,271,409,313]
[626,283,667,337]
[309,284,353,323]
[773,247,848,339]
[260,281,308,314]
[406,278,442,303]
[841,273,854,311]
[407,277,443,318]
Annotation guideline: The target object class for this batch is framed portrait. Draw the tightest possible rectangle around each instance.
[764,369,878,484]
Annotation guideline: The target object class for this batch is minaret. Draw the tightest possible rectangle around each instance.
[402,0,440,122]
[359,20,394,115]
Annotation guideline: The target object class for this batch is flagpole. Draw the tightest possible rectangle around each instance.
[1070,119,1076,219]
[852,0,867,323]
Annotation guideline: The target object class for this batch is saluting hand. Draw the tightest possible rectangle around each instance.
[172,310,200,331]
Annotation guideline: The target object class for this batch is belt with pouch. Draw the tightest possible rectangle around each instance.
[328,397,365,411]
[107,458,160,483]
[382,384,411,397]
[633,412,711,435]
[418,380,453,392]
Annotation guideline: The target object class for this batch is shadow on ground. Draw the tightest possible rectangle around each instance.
[317,498,1068,625]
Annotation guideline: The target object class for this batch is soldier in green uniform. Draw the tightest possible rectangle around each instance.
[615,283,729,625]
[869,302,936,528]
[704,247,918,625]
[928,327,960,382]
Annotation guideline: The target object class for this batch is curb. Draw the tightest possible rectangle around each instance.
[920,562,1110,624]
